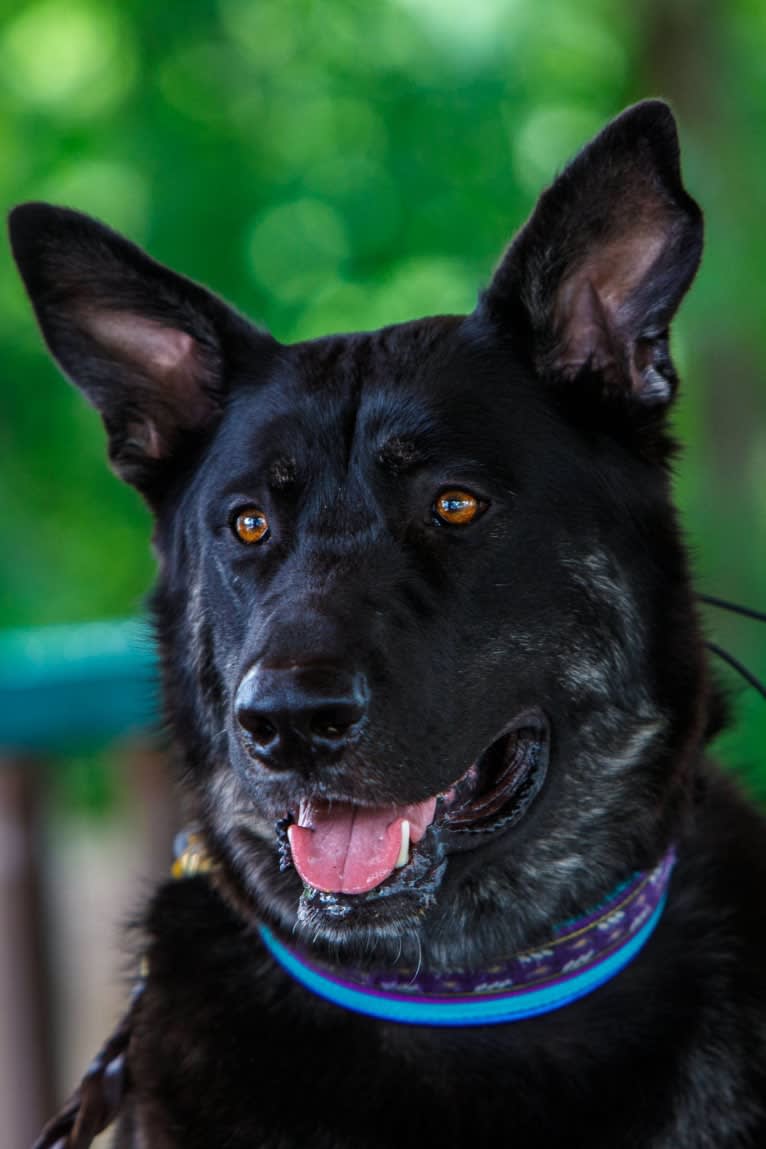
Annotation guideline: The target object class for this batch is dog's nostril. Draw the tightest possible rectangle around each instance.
[310,707,356,741]
[238,711,278,747]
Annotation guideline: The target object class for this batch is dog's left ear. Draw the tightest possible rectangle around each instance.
[8,202,268,498]
[481,100,703,404]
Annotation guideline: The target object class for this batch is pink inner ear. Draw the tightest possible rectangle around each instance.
[83,311,196,378]
[554,229,666,379]
[138,325,195,373]
[78,308,219,461]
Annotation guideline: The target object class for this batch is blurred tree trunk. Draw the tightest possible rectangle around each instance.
[0,762,55,1149]
[637,0,764,569]
[638,0,718,123]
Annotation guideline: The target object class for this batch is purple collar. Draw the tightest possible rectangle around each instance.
[259,847,677,1026]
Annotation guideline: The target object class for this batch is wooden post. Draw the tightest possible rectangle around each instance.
[122,741,179,879]
[0,759,55,1149]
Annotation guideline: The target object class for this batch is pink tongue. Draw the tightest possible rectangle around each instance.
[287,797,437,895]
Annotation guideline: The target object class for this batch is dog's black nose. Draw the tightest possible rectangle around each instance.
[235,664,369,770]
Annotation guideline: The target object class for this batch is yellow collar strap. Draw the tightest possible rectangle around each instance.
[171,828,217,879]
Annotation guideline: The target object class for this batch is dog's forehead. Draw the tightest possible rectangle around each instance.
[221,315,539,469]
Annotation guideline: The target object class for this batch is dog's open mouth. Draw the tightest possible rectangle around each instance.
[283,709,549,906]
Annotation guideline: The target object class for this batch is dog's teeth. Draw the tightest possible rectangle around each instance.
[395,820,410,869]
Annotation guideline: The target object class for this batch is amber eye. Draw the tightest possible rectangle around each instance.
[232,507,270,544]
[433,489,485,526]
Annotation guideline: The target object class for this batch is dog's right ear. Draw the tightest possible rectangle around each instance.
[9,203,270,498]
[480,101,703,408]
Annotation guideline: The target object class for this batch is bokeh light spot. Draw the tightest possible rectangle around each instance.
[159,40,262,127]
[219,0,297,69]
[292,257,476,341]
[372,257,476,323]
[38,161,149,239]
[392,0,520,58]
[512,105,605,195]
[1,0,135,116]
[246,199,350,304]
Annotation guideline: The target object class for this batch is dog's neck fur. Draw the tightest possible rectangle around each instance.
[174,830,677,1027]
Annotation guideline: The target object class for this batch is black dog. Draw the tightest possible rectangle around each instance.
[11,100,766,1148]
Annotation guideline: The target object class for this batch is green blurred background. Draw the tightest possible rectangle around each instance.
[0,0,764,787]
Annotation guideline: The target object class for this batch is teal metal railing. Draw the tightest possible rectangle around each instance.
[0,618,160,753]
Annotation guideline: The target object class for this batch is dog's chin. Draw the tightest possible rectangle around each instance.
[217,709,550,946]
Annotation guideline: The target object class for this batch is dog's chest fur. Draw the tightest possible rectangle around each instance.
[121,771,766,1149]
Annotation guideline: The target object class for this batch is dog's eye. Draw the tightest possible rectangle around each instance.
[433,489,486,526]
[232,507,270,544]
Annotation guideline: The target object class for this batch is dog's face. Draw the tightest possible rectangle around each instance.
[9,101,707,964]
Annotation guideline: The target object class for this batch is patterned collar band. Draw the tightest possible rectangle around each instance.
[258,847,677,1027]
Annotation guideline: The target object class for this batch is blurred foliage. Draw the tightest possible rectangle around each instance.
[0,0,764,788]
[49,749,120,817]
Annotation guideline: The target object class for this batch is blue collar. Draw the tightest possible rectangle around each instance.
[259,847,676,1027]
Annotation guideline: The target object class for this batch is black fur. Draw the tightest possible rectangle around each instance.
[10,100,766,1148]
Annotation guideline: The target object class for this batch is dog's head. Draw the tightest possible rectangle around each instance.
[10,101,706,963]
